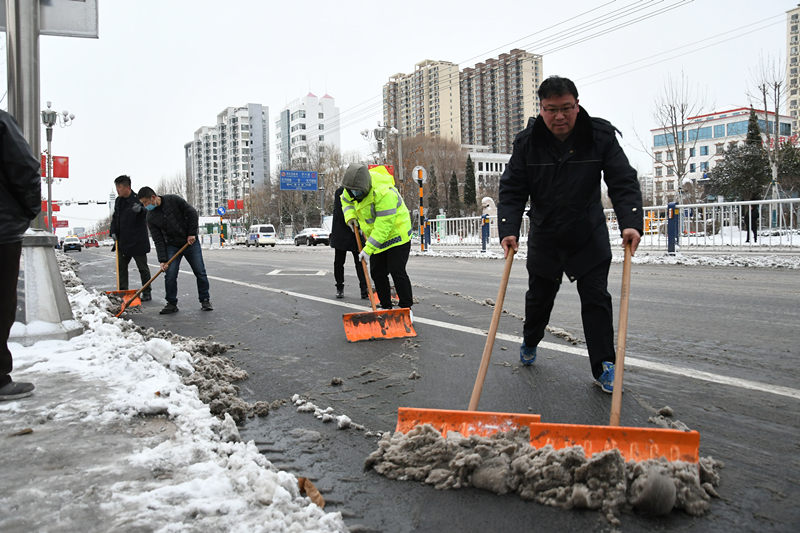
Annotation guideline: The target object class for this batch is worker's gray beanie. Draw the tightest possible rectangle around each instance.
[342,164,371,194]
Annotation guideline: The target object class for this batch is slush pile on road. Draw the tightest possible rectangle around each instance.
[365,424,722,525]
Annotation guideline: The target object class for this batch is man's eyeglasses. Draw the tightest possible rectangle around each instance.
[541,103,577,116]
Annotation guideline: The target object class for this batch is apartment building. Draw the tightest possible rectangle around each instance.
[787,4,800,132]
[186,104,270,216]
[650,108,792,204]
[383,59,461,142]
[274,93,341,169]
[460,49,542,153]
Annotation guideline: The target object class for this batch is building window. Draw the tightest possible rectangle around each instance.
[690,147,695,157]
[656,181,663,191]
[666,151,674,161]
[319,124,324,130]
[690,163,696,173]
[714,125,725,138]
[667,181,674,190]
[700,146,709,156]
[655,167,662,177]
[700,162,709,171]
[478,162,483,171]
[655,152,662,162]
[318,113,324,119]
[715,144,724,154]
[319,135,324,141]
[666,167,674,176]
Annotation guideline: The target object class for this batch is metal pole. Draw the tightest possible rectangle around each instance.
[6,0,43,229]
[46,126,53,230]
[418,177,424,252]
[319,172,325,224]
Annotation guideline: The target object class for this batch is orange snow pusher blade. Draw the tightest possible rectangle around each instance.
[397,407,540,438]
[104,289,141,307]
[342,308,416,342]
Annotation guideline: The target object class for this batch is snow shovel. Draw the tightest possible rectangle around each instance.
[396,244,701,463]
[104,240,142,308]
[114,243,190,317]
[342,231,416,342]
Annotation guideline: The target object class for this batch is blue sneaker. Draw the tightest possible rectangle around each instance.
[519,341,537,366]
[596,362,616,394]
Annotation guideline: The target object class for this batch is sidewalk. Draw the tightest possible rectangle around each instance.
[0,255,346,533]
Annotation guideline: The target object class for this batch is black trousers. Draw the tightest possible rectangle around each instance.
[119,253,151,294]
[369,241,413,309]
[524,257,614,380]
[334,248,367,293]
[0,241,22,388]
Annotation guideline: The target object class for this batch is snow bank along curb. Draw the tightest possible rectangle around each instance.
[365,424,722,526]
[5,252,347,532]
[410,249,800,269]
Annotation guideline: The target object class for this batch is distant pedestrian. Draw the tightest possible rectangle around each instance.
[136,187,212,314]
[0,110,42,400]
[341,164,414,312]
[110,175,152,301]
[330,186,368,299]
[744,204,759,243]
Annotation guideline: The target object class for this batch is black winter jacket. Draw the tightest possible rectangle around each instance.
[0,111,42,245]
[498,106,643,281]
[145,194,199,262]
[330,186,359,252]
[110,193,151,256]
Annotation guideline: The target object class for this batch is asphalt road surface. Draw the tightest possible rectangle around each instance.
[72,245,800,532]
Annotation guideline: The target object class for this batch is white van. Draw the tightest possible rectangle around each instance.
[247,224,277,247]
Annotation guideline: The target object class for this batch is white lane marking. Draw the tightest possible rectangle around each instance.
[266,269,327,276]
[166,267,800,401]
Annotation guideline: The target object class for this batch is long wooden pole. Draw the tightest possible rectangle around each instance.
[609,244,632,426]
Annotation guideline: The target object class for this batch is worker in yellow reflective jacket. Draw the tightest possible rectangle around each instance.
[341,164,414,311]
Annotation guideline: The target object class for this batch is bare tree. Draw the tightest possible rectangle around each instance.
[637,72,711,204]
[157,172,187,197]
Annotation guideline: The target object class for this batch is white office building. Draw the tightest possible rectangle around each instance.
[786,4,800,132]
[186,104,270,216]
[650,108,792,204]
[463,144,511,203]
[274,93,341,169]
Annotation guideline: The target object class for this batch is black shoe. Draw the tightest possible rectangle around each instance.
[0,381,35,401]
[201,300,213,311]
[140,293,152,302]
[361,290,369,299]
[160,303,179,314]
[336,289,344,299]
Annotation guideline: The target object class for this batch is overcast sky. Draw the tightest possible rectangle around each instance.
[1,0,791,233]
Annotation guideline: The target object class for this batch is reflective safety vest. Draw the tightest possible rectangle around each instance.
[342,166,412,255]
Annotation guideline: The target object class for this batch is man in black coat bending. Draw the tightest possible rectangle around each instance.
[137,186,212,314]
[498,76,643,394]
[110,175,152,301]
[0,110,40,400]
[330,186,367,299]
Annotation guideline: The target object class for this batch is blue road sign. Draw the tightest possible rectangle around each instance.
[280,170,318,191]
[217,206,226,216]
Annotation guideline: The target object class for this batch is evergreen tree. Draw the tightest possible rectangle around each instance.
[448,171,461,216]
[427,165,440,215]
[706,142,770,201]
[746,107,761,145]
[463,155,477,214]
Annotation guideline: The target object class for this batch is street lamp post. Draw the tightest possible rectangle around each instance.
[40,101,75,231]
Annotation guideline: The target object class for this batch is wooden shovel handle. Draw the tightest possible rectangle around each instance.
[468,247,515,411]
[115,240,120,291]
[609,243,632,426]
[353,229,377,312]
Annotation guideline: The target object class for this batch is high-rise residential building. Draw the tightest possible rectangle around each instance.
[460,49,542,153]
[274,93,341,169]
[650,108,792,204]
[383,59,461,142]
[187,104,270,216]
[786,4,800,132]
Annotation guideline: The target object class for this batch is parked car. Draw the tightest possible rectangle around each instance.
[247,224,277,247]
[294,228,330,246]
[84,238,99,248]
[102,238,114,246]
[63,236,82,252]
[233,233,247,245]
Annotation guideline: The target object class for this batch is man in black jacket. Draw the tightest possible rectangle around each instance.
[330,186,368,299]
[110,175,152,301]
[498,76,642,394]
[137,187,212,314]
[0,110,41,400]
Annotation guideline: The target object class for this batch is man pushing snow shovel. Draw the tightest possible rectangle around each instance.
[341,164,414,318]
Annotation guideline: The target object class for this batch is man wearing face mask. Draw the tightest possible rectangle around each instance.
[136,186,212,314]
[110,175,152,301]
[341,164,414,313]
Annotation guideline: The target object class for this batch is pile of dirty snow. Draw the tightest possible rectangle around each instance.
[365,424,722,526]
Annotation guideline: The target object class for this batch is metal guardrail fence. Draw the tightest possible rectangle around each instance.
[419,198,800,252]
